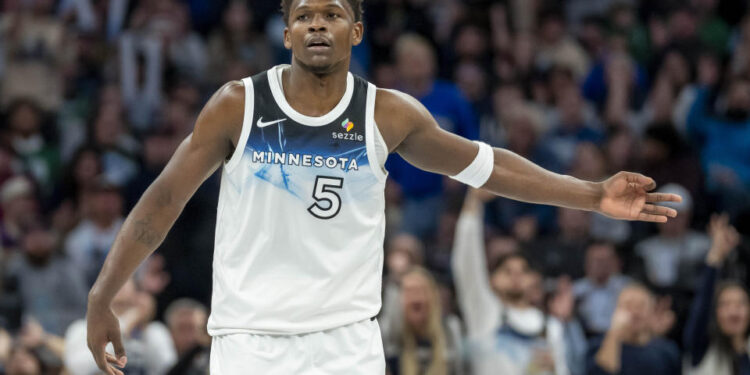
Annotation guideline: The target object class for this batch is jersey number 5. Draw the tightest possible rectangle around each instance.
[308,176,344,219]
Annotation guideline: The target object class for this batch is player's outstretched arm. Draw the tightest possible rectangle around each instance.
[376,89,682,223]
[85,81,245,375]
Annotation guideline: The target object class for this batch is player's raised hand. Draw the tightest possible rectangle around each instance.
[598,172,682,223]
[86,302,127,375]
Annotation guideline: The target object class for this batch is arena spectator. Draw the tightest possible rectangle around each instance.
[64,278,176,375]
[381,267,464,375]
[5,222,87,336]
[687,75,750,216]
[0,176,39,253]
[635,183,710,291]
[573,242,631,336]
[452,188,582,375]
[165,298,210,375]
[64,179,124,286]
[684,213,747,375]
[386,33,478,239]
[587,284,681,375]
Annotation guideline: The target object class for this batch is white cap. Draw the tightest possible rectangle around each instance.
[0,176,34,205]
[657,183,692,213]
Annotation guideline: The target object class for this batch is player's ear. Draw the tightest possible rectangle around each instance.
[283,27,292,50]
[351,22,364,46]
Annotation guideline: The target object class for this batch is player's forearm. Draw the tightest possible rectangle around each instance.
[482,148,602,212]
[88,180,184,305]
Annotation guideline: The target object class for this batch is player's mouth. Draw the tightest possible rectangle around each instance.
[306,37,332,52]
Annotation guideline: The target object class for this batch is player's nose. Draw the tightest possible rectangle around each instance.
[308,14,328,32]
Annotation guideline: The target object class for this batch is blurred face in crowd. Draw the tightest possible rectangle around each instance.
[662,51,690,88]
[454,25,487,60]
[716,285,750,338]
[396,37,437,89]
[491,256,531,304]
[284,0,363,75]
[657,207,690,237]
[557,207,590,239]
[90,188,123,225]
[539,16,564,44]
[22,227,56,265]
[224,1,251,33]
[111,279,139,315]
[401,270,436,330]
[726,79,750,118]
[2,191,38,226]
[9,103,42,138]
[455,61,486,102]
[73,150,102,189]
[585,243,619,285]
[617,286,654,336]
[669,9,697,40]
[557,85,585,127]
[94,105,124,148]
[6,346,41,375]
[504,108,539,155]
[168,307,209,356]
[570,142,607,180]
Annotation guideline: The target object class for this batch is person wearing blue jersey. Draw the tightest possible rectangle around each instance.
[85,0,682,374]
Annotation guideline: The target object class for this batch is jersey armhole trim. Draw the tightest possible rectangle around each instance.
[224,77,254,173]
[365,83,388,182]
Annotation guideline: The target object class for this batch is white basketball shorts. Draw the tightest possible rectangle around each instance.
[209,318,385,374]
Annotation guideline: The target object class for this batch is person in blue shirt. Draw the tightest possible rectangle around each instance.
[687,78,750,217]
[386,34,479,239]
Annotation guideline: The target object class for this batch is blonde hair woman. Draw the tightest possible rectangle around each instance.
[382,267,464,375]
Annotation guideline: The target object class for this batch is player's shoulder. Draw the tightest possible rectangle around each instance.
[202,81,245,122]
[374,88,431,124]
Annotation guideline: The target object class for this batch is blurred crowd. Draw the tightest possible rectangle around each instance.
[0,0,749,374]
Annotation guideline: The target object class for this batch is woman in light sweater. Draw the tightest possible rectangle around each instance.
[684,214,747,375]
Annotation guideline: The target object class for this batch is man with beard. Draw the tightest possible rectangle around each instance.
[452,188,586,375]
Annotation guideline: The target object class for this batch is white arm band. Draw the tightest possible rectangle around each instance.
[450,141,494,188]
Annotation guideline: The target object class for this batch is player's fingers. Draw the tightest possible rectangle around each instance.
[637,212,668,223]
[642,204,677,218]
[110,329,127,366]
[105,353,126,367]
[646,193,682,203]
[89,343,111,373]
[630,173,657,191]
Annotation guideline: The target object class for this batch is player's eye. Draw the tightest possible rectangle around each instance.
[327,13,339,19]
[297,14,309,21]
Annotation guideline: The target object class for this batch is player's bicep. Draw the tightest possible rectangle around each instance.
[388,93,478,176]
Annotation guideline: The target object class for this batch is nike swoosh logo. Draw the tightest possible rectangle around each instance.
[257,117,287,128]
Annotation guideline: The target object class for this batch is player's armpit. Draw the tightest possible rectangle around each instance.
[373,88,479,176]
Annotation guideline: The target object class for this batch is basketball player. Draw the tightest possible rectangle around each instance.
[86,0,682,373]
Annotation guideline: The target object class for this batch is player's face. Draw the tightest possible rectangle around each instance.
[284,0,363,74]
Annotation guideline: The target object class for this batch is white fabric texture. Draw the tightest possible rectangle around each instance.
[450,141,494,188]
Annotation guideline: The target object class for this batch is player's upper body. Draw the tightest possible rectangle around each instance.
[86,0,682,373]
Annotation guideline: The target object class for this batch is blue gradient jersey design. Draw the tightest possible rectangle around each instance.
[207,65,388,336]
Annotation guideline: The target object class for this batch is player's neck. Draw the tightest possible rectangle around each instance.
[283,61,350,117]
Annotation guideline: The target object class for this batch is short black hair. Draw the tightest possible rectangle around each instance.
[280,0,363,25]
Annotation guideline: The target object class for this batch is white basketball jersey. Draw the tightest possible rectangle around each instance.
[207,65,388,336]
